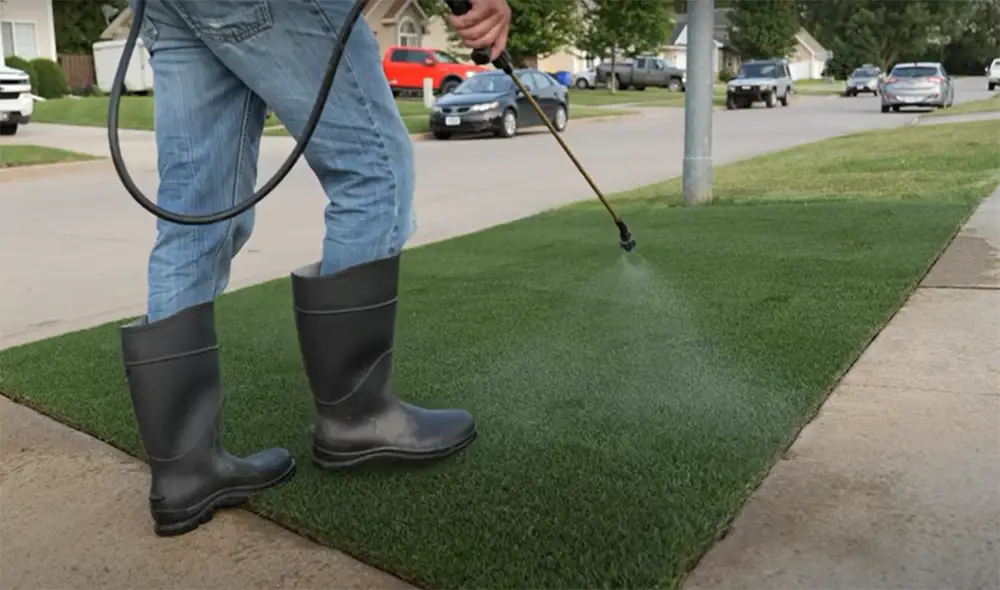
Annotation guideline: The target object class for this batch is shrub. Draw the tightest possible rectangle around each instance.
[29,58,69,99]
[718,69,736,83]
[4,55,37,91]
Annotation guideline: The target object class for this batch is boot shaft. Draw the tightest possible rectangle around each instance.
[291,256,400,413]
[120,302,222,462]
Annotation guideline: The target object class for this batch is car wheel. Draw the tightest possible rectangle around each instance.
[575,78,589,89]
[765,92,777,108]
[989,82,996,91]
[433,131,451,140]
[440,78,461,95]
[892,105,900,112]
[726,94,737,110]
[667,78,683,92]
[496,109,517,138]
[779,89,790,106]
[881,105,890,113]
[553,105,568,132]
[740,97,753,109]
[0,123,17,136]
[634,86,647,91]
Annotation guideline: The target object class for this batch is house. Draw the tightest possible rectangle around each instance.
[98,0,435,59]
[664,9,830,79]
[0,0,58,63]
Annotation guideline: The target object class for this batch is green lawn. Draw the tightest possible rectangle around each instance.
[0,145,97,168]
[792,78,847,96]
[30,96,636,136]
[1,120,996,589]
[264,104,636,137]
[569,86,727,107]
[924,94,1000,117]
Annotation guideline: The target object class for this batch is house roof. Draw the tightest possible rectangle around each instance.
[381,0,427,23]
[667,8,734,47]
[99,7,132,40]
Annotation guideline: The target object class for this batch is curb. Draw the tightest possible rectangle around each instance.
[0,157,108,182]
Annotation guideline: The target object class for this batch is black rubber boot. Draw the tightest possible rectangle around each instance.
[120,302,296,536]
[291,254,477,469]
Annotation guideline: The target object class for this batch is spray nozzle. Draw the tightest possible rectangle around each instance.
[616,219,637,253]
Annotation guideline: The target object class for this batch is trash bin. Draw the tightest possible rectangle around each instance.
[554,71,572,87]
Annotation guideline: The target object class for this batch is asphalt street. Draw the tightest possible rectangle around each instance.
[0,77,993,346]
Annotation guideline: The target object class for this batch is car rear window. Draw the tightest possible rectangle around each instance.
[890,66,939,78]
[852,68,879,77]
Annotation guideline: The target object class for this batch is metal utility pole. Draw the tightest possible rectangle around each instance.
[683,0,715,205]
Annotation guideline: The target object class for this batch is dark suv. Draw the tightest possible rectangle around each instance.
[725,59,793,109]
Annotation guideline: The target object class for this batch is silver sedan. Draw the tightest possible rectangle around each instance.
[881,62,955,113]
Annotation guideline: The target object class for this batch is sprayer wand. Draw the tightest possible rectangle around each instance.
[443,1,636,253]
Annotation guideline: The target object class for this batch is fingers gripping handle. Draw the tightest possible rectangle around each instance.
[443,0,513,72]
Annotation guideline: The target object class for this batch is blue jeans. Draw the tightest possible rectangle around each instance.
[137,0,415,322]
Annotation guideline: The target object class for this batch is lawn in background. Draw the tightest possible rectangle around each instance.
[793,78,847,95]
[924,94,1000,117]
[0,145,97,168]
[31,95,639,134]
[264,103,636,137]
[2,120,996,589]
[569,85,728,107]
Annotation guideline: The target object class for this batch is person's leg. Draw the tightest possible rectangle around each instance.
[119,0,294,538]
[166,0,476,466]
[165,0,415,276]
[144,5,266,321]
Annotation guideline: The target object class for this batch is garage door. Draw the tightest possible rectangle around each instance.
[788,60,811,80]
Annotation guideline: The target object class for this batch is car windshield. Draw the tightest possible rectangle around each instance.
[737,63,777,78]
[851,68,879,77]
[890,66,939,78]
[453,73,513,94]
[434,51,459,64]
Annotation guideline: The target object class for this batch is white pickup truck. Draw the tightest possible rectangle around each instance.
[0,63,33,136]
[988,58,1000,92]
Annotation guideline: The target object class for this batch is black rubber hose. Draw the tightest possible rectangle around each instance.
[107,0,369,225]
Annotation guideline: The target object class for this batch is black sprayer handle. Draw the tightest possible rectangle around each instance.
[442,0,513,72]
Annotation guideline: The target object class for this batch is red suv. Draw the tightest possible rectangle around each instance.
[382,46,487,95]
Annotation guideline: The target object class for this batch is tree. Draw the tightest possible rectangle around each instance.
[431,0,580,66]
[52,0,129,54]
[727,0,800,60]
[577,0,674,92]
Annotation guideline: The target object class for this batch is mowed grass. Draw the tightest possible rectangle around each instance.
[0,145,97,168]
[924,94,1000,117]
[569,85,728,107]
[264,103,636,137]
[1,120,996,589]
[792,78,847,95]
[31,95,636,136]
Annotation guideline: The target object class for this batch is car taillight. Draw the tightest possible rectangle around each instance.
[885,77,898,84]
[927,76,944,83]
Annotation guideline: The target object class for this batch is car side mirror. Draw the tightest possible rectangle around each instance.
[424,58,435,67]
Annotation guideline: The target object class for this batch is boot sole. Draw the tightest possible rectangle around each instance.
[152,459,297,537]
[312,429,477,470]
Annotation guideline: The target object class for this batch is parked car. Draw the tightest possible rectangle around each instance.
[429,68,569,140]
[0,63,33,136]
[573,69,597,89]
[725,59,793,109]
[987,58,1000,91]
[880,62,954,113]
[594,56,686,91]
[382,46,488,97]
[845,65,883,96]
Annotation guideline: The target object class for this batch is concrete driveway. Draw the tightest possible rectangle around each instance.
[0,77,992,347]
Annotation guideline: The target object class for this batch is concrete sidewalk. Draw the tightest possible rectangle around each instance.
[684,188,1000,589]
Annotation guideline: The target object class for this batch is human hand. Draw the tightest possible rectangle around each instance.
[447,0,511,62]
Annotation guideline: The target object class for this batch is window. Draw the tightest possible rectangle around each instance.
[0,21,38,59]
[433,50,459,64]
[397,17,422,47]
[531,72,554,89]
[390,48,426,63]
